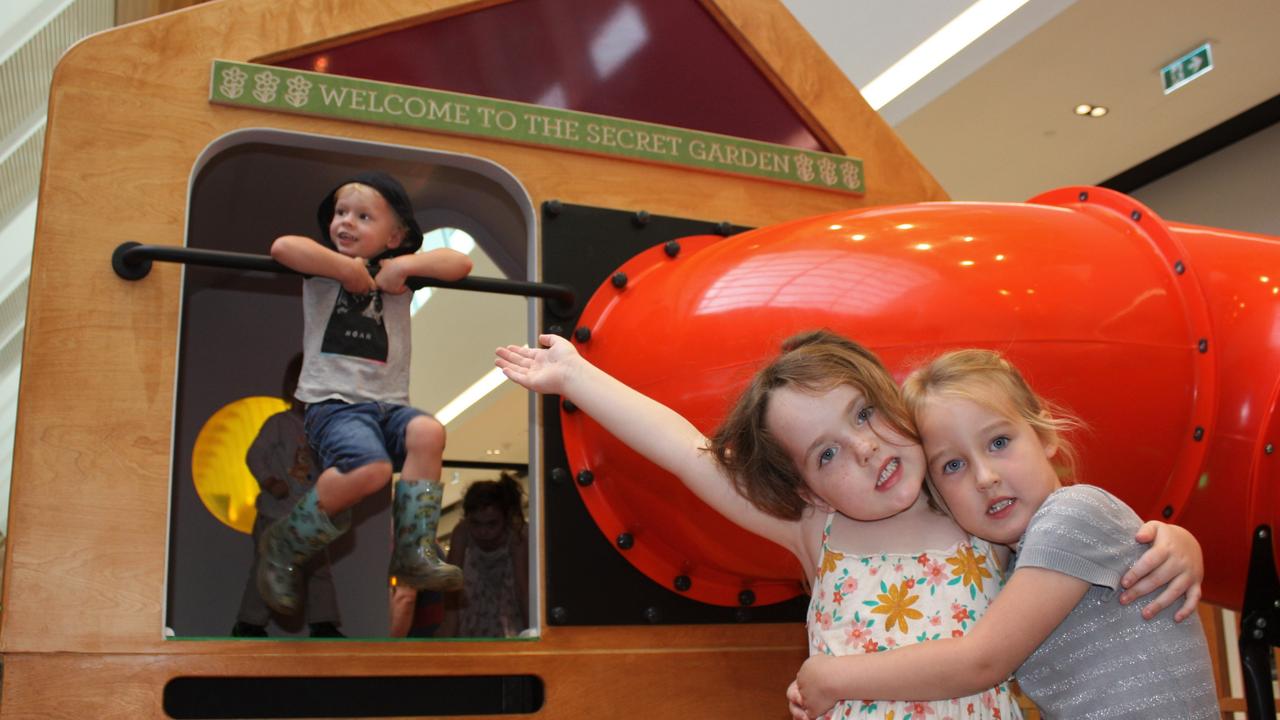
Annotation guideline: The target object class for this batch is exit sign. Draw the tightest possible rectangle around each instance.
[1162,43,1213,94]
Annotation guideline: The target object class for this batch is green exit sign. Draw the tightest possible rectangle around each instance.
[1162,43,1213,94]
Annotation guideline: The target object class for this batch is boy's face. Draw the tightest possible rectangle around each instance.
[917,394,1061,548]
[328,184,406,259]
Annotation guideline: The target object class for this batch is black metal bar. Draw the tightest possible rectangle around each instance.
[112,241,576,313]
[1240,524,1279,720]
[441,460,529,473]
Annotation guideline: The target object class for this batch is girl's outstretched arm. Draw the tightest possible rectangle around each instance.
[496,334,806,554]
[1121,520,1204,621]
[793,568,1089,718]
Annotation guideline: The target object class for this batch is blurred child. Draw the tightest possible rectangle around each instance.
[232,353,343,637]
[438,473,529,638]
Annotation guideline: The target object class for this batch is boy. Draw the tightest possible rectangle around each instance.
[260,171,472,615]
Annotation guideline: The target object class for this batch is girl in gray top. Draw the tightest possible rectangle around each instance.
[791,349,1219,719]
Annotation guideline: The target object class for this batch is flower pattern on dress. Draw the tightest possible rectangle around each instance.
[807,515,1021,720]
[946,544,993,598]
[870,580,923,634]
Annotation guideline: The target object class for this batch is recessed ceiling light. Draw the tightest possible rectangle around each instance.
[1089,105,1108,117]
[1075,103,1109,117]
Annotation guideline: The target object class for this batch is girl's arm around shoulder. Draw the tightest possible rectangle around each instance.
[495,334,806,556]
[794,567,1089,718]
[271,235,374,294]
[377,248,473,294]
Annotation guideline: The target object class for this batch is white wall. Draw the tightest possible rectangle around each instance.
[1132,121,1280,237]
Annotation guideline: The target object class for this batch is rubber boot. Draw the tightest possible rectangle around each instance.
[390,479,463,591]
[256,489,349,615]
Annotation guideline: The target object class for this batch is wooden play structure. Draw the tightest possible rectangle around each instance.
[3,0,1276,717]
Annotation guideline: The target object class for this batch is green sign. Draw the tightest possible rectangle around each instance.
[209,60,864,195]
[1161,43,1212,94]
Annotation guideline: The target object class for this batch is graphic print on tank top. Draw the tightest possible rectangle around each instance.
[320,262,388,362]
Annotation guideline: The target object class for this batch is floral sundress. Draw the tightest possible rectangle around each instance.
[806,514,1023,719]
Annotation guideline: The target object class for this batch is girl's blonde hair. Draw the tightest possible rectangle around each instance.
[901,349,1082,484]
[709,330,920,520]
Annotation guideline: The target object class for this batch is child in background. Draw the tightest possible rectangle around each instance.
[232,353,343,637]
[497,331,1203,719]
[791,348,1218,719]
[438,473,530,638]
[259,171,472,615]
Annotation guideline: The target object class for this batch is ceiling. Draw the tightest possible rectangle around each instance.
[439,0,1280,512]
[787,0,1280,203]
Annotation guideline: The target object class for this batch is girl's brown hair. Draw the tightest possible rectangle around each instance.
[709,330,918,520]
[901,348,1082,485]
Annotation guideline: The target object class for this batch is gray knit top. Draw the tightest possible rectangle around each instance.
[1012,485,1220,719]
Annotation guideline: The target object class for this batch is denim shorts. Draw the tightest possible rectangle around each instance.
[304,400,427,474]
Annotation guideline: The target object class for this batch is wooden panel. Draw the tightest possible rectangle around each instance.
[1,625,806,718]
[115,0,212,26]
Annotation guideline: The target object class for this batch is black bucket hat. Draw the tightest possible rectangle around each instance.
[316,170,424,258]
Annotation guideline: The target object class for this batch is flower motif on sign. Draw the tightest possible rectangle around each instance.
[794,153,815,182]
[284,76,312,108]
[818,157,837,186]
[252,71,281,103]
[218,67,247,99]
[841,161,861,190]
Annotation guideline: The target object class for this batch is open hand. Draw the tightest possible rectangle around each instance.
[494,334,581,396]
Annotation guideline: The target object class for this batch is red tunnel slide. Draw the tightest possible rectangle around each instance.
[559,185,1279,611]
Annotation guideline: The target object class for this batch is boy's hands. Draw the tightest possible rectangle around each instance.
[1120,520,1203,621]
[494,334,581,396]
[341,255,377,295]
[375,256,411,295]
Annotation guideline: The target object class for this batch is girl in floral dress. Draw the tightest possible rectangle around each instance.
[496,331,1202,719]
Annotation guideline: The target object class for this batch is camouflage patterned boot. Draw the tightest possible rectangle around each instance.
[390,479,463,591]
[256,489,349,615]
